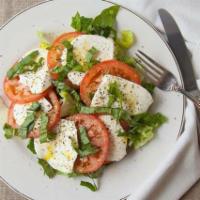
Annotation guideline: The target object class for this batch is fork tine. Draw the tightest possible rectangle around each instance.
[135,53,160,79]
[137,50,166,73]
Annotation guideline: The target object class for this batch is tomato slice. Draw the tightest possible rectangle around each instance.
[68,114,110,173]
[8,89,61,138]
[47,32,83,79]
[4,77,51,104]
[80,60,141,105]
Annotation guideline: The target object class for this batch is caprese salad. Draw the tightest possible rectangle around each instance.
[3,5,167,191]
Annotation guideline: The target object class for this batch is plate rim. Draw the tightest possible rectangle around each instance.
[0,0,186,199]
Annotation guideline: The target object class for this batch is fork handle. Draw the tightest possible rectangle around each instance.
[178,88,200,111]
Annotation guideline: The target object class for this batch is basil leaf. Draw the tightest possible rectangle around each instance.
[7,51,41,79]
[71,5,119,38]
[18,112,35,139]
[38,159,57,178]
[71,12,93,33]
[39,113,49,143]
[67,171,82,178]
[77,127,99,157]
[3,123,18,139]
[53,80,83,112]
[28,102,41,111]
[142,81,155,94]
[80,180,97,192]
[92,5,120,29]
[27,139,36,154]
[107,81,123,108]
[85,47,98,63]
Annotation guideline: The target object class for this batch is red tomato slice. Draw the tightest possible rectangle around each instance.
[8,89,61,138]
[80,60,141,105]
[47,32,83,79]
[68,114,110,173]
[4,77,51,104]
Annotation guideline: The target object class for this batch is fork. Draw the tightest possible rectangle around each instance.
[135,50,200,111]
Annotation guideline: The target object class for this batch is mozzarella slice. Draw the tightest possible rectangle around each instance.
[19,48,51,94]
[34,119,78,174]
[71,34,114,65]
[13,98,52,126]
[67,71,86,86]
[99,115,127,162]
[91,75,153,115]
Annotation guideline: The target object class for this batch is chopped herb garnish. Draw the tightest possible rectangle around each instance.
[107,81,123,108]
[85,47,99,68]
[18,111,35,139]
[3,123,18,139]
[53,80,83,112]
[80,180,98,192]
[37,112,56,143]
[28,102,41,111]
[27,139,36,154]
[77,127,99,157]
[7,50,43,79]
[38,159,57,178]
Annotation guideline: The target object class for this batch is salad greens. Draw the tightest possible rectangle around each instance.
[3,123,18,139]
[7,51,44,79]
[37,31,51,50]
[71,5,120,39]
[117,30,136,49]
[118,113,167,149]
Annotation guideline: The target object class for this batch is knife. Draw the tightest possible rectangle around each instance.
[158,9,200,143]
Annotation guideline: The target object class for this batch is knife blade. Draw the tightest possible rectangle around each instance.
[159,9,200,142]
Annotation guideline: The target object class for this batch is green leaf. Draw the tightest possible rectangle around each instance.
[142,81,155,94]
[71,12,93,33]
[107,81,123,109]
[38,159,57,178]
[71,6,119,38]
[28,102,41,111]
[80,180,97,192]
[27,139,36,154]
[37,31,51,50]
[92,5,120,28]
[7,50,41,79]
[53,80,83,113]
[85,47,98,64]
[117,30,135,49]
[118,112,167,149]
[18,112,35,139]
[67,171,82,178]
[77,127,99,157]
[3,123,18,139]
[88,167,104,178]
[39,113,49,143]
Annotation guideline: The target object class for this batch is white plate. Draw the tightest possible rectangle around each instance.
[0,0,185,199]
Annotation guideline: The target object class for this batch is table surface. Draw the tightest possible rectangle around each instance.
[0,0,200,199]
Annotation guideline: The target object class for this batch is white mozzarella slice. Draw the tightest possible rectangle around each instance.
[99,115,127,162]
[13,98,52,126]
[34,119,78,174]
[19,48,51,94]
[71,35,114,64]
[67,71,86,86]
[91,75,153,115]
